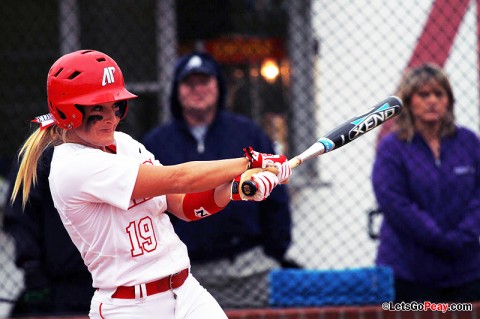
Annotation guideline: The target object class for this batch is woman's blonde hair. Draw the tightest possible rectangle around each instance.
[395,63,456,141]
[11,125,66,208]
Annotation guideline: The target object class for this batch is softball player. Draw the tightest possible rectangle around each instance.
[10,50,292,318]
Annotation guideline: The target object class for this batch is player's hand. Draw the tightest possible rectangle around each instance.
[276,162,292,184]
[231,168,279,201]
[243,146,291,183]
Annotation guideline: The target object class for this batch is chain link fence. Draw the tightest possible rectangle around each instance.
[1,0,479,315]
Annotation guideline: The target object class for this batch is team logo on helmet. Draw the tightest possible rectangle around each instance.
[102,67,116,86]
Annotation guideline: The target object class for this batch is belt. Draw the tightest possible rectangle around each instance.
[111,268,189,299]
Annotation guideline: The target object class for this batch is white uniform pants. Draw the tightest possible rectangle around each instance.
[89,274,227,319]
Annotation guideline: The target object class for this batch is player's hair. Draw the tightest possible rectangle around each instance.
[395,63,456,141]
[11,125,66,208]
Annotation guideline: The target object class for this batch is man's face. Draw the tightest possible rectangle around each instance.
[178,73,219,118]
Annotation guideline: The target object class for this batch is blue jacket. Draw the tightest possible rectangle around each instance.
[143,112,293,263]
[372,127,480,286]
[142,52,293,263]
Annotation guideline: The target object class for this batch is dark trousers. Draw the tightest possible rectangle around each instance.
[395,277,480,303]
[11,281,94,316]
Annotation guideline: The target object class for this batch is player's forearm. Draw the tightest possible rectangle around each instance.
[167,168,279,221]
[165,158,249,194]
[213,182,233,207]
[167,182,232,221]
[132,158,248,199]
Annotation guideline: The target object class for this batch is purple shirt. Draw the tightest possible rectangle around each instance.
[372,127,480,286]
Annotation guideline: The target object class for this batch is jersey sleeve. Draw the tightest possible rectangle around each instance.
[50,146,140,211]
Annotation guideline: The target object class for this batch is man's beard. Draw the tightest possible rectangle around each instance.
[183,104,216,123]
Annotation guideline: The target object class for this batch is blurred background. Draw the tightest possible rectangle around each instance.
[0,0,478,315]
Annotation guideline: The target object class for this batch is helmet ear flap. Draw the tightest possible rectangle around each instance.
[49,101,84,129]
[49,101,67,120]
[117,100,128,119]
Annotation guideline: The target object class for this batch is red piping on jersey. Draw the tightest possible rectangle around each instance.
[99,302,105,319]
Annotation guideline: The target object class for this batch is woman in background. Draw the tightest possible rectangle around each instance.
[372,63,480,302]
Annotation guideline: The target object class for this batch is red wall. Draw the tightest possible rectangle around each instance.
[9,303,480,319]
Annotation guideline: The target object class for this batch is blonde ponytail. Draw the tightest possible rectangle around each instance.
[11,125,65,209]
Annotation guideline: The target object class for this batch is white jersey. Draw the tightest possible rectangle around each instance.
[49,131,190,289]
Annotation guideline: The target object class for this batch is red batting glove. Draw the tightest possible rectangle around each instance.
[244,146,291,183]
[276,162,292,184]
[244,146,286,168]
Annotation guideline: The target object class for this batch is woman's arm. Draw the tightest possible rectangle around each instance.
[166,168,279,221]
[132,158,249,200]
[166,182,232,221]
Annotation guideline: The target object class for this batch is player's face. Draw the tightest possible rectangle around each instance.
[410,82,449,125]
[68,102,121,149]
[178,74,219,120]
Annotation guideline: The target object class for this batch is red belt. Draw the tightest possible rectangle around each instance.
[112,268,189,299]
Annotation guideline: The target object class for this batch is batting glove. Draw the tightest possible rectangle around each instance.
[231,168,279,201]
[244,146,292,183]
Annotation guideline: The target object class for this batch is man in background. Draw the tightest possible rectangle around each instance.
[143,51,300,309]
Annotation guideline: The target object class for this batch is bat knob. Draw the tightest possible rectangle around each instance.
[241,180,257,196]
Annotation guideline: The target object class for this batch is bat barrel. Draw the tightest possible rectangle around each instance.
[240,95,403,197]
[324,95,403,148]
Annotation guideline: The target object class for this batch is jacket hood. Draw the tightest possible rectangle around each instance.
[170,51,227,120]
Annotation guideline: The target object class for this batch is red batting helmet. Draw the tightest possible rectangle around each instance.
[47,50,137,129]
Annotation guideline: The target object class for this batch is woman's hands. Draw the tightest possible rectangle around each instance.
[243,146,292,183]
[231,168,279,201]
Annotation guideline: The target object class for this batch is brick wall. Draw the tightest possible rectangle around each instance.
[226,303,480,319]
[9,303,480,319]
